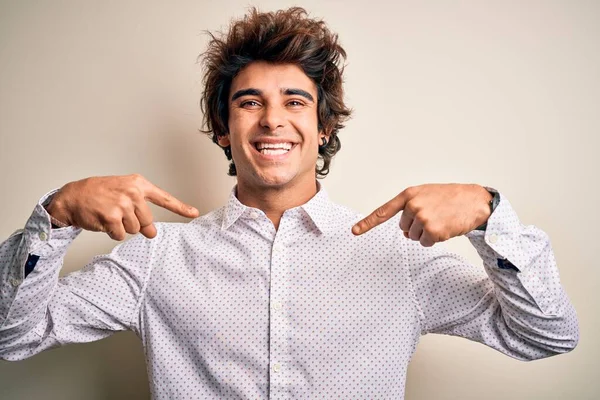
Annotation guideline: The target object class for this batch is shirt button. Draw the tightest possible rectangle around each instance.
[272,302,282,310]
[249,211,259,219]
[273,244,284,253]
[10,278,22,287]
[39,232,48,241]
[488,233,499,244]
[272,364,281,373]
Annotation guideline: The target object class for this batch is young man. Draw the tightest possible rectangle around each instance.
[0,7,578,399]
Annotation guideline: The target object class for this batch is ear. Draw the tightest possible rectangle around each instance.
[217,134,230,147]
[319,128,331,146]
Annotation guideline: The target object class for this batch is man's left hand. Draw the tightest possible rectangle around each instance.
[352,183,493,247]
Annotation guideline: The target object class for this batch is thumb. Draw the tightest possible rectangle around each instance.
[139,223,158,239]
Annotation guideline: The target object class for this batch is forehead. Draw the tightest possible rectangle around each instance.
[230,62,317,98]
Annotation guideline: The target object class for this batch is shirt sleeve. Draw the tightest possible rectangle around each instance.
[403,191,579,361]
[0,189,158,361]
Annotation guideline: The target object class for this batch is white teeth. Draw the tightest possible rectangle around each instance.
[260,148,289,155]
[256,142,293,150]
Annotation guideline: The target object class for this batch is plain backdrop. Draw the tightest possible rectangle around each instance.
[0,0,598,399]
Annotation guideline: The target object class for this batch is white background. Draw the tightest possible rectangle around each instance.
[0,0,597,398]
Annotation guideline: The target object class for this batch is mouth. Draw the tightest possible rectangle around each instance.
[252,141,298,160]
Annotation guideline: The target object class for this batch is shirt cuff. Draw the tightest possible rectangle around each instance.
[22,188,82,259]
[465,191,543,272]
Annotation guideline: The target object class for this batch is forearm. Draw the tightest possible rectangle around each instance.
[0,190,81,359]
[461,194,579,359]
[410,192,579,361]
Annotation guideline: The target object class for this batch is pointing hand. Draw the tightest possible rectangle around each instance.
[352,183,493,247]
[45,174,199,240]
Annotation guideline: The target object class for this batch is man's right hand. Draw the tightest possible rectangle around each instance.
[45,174,199,240]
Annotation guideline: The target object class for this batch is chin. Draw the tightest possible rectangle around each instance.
[252,168,298,188]
[257,175,295,188]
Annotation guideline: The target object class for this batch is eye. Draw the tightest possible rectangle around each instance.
[287,100,305,107]
[240,100,261,108]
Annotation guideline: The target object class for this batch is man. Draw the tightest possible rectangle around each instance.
[0,7,578,399]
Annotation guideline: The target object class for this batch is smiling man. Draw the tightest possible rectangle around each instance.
[0,7,578,399]
[217,62,327,227]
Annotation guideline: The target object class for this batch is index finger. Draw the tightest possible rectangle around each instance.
[352,192,408,236]
[142,181,200,218]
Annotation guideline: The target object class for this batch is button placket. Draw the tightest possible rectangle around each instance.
[268,240,292,396]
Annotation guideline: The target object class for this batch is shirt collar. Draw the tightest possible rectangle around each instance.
[221,181,333,234]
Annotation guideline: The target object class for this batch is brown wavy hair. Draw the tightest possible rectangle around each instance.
[199,7,352,177]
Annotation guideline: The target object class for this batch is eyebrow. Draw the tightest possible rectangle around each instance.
[230,88,315,102]
[283,88,314,102]
[231,88,261,102]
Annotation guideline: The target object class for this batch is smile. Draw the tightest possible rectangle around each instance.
[253,142,297,160]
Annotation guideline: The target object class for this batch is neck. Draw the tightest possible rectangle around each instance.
[236,179,318,230]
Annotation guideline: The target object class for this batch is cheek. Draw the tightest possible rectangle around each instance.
[228,108,257,129]
[227,115,253,147]
[295,114,320,140]
[227,113,241,133]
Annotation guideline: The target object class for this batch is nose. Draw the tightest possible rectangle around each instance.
[259,105,286,131]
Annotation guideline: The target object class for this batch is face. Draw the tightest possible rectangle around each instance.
[218,61,326,192]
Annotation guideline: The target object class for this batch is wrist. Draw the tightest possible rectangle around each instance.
[44,196,71,228]
[475,186,499,231]
[49,215,70,229]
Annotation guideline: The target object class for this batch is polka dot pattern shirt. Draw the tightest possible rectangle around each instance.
[0,184,579,399]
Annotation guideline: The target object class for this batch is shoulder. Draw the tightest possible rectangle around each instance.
[327,201,401,238]
[136,206,225,250]
[329,201,364,224]
[158,206,224,231]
